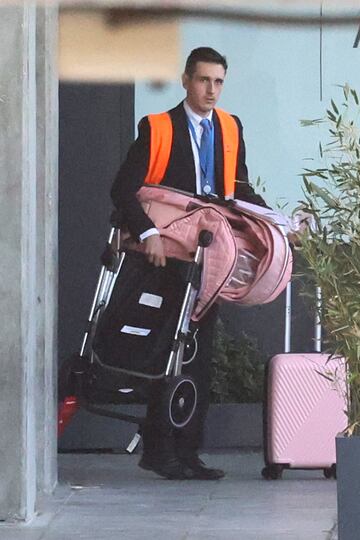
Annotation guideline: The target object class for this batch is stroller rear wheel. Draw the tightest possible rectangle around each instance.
[164,375,197,429]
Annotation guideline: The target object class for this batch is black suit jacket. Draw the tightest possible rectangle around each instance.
[111,102,267,240]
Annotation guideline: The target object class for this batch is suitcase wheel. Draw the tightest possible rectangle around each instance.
[164,375,197,429]
[323,465,336,479]
[261,464,284,480]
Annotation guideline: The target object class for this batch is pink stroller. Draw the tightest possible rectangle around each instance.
[58,185,292,442]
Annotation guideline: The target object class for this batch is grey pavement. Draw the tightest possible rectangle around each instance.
[0,451,338,540]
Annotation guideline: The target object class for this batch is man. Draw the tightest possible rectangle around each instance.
[111,47,267,480]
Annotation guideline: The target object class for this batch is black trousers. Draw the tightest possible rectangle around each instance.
[143,303,218,457]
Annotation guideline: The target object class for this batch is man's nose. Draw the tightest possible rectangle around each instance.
[207,81,215,94]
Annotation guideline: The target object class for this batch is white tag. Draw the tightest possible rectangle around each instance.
[118,388,134,393]
[121,325,151,336]
[126,432,142,454]
[139,292,163,309]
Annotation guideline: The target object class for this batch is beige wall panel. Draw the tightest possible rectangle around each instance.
[59,12,181,82]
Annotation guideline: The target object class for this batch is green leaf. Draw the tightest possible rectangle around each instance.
[341,83,350,100]
[300,118,324,127]
[351,89,359,105]
[314,369,334,382]
[331,99,339,114]
[303,177,311,194]
[327,110,336,122]
[310,183,338,208]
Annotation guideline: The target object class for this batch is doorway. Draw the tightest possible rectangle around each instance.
[58,83,135,449]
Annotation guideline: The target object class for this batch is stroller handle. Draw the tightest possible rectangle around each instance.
[198,230,213,248]
[110,208,124,228]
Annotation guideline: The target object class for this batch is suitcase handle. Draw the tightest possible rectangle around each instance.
[284,282,322,353]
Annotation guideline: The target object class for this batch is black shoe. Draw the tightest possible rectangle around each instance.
[138,454,195,480]
[179,454,225,480]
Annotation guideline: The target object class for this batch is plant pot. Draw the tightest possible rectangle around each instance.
[59,402,263,451]
[336,434,360,540]
[204,402,262,449]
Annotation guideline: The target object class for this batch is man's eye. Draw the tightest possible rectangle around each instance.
[216,80,224,85]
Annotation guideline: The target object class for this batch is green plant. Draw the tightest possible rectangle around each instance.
[210,319,265,403]
[299,84,360,435]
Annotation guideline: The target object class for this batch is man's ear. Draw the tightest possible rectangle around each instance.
[182,72,189,90]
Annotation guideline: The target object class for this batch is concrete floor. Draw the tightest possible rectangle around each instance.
[0,451,338,540]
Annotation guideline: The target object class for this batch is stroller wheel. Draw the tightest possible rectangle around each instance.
[58,356,77,402]
[58,354,88,402]
[164,375,197,429]
[183,329,198,365]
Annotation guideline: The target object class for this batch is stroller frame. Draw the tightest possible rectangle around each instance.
[58,209,213,441]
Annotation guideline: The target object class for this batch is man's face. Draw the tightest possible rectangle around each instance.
[182,61,226,117]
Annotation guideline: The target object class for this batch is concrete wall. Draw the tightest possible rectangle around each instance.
[0,4,58,521]
[35,6,58,496]
[0,5,37,521]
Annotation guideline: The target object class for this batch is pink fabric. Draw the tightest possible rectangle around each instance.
[135,185,293,320]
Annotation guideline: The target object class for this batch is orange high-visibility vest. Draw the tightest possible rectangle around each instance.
[143,108,239,199]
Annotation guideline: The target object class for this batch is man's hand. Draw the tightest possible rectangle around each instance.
[287,231,301,247]
[287,209,316,247]
[144,235,166,267]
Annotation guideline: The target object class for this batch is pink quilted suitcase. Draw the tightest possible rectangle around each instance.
[262,282,347,479]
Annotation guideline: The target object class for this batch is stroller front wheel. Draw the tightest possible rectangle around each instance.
[163,375,197,429]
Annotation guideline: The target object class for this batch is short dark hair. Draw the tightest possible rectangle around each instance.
[184,47,228,77]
